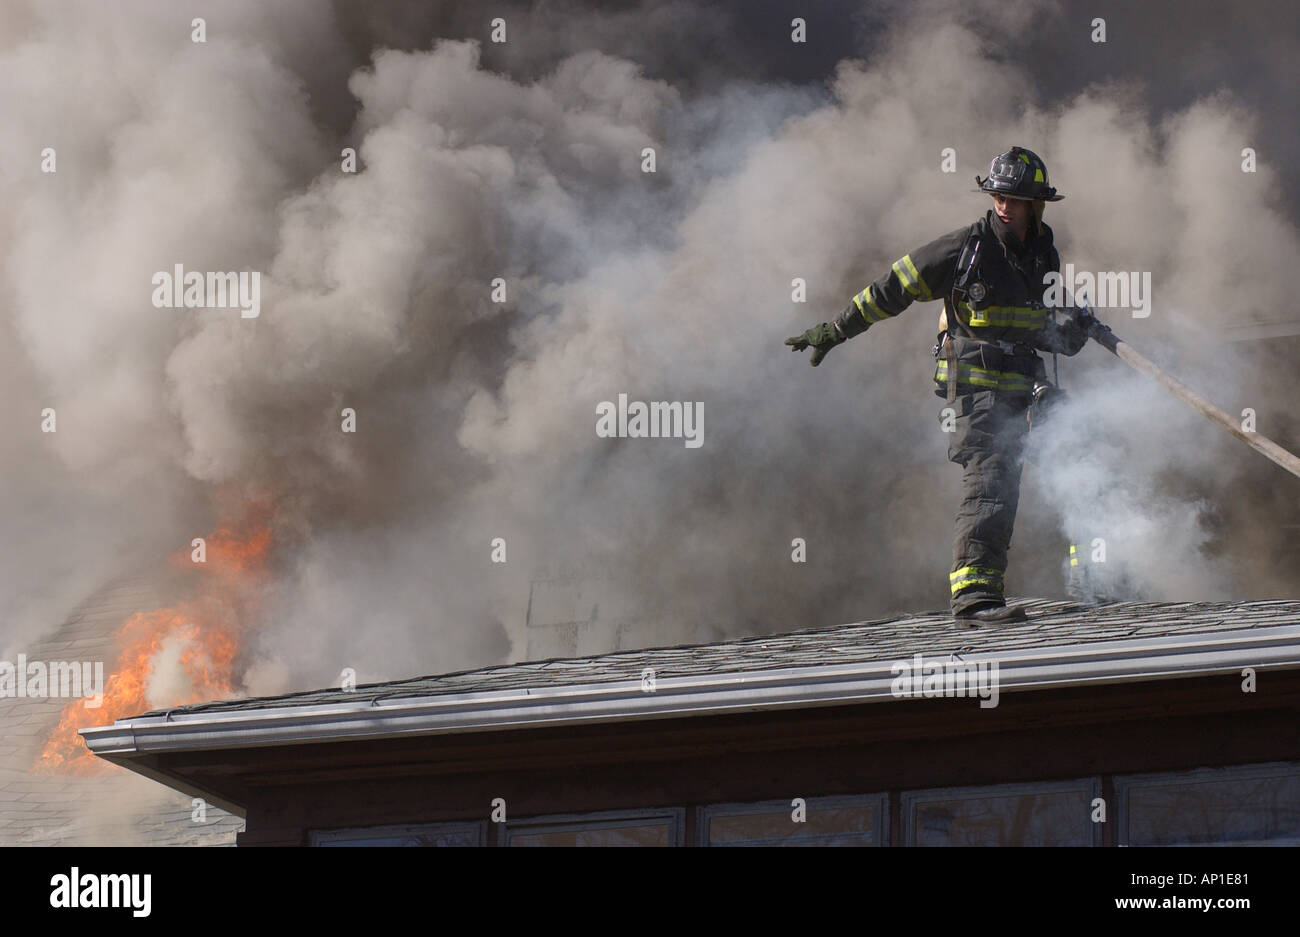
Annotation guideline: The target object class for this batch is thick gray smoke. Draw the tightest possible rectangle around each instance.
[1,0,1296,704]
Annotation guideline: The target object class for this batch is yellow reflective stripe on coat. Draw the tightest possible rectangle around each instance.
[853,285,891,323]
[949,565,1004,595]
[958,301,1050,329]
[1069,544,1079,567]
[892,255,933,301]
[934,360,1034,393]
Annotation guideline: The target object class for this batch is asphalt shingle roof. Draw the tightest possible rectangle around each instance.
[0,575,243,845]
[145,597,1300,718]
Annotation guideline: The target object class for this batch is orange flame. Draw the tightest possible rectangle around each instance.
[37,505,272,775]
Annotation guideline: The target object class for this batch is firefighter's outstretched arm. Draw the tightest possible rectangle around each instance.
[785,240,959,366]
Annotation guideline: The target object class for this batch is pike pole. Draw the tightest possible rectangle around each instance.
[1086,322,1300,480]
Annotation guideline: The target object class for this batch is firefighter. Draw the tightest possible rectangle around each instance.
[786,147,1095,623]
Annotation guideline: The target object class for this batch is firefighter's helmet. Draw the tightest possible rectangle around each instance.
[974,146,1063,202]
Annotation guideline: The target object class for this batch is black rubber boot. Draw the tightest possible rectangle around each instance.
[955,600,1027,625]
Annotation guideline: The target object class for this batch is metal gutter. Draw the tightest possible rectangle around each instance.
[82,623,1300,759]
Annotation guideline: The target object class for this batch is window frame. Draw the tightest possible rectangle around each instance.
[901,777,1102,846]
[497,807,686,846]
[695,793,889,846]
[310,820,487,847]
[1114,760,1300,846]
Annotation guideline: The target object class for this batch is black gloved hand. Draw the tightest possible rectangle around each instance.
[784,322,843,367]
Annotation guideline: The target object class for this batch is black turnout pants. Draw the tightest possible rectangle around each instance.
[946,390,1031,615]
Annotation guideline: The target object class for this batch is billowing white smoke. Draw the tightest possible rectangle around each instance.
[1026,369,1233,604]
[0,1,1295,702]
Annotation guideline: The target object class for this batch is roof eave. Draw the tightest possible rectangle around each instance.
[82,624,1300,760]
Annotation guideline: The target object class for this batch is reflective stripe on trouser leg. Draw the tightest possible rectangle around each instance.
[950,566,1004,594]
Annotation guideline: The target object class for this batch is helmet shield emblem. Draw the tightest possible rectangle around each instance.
[974,146,1063,201]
